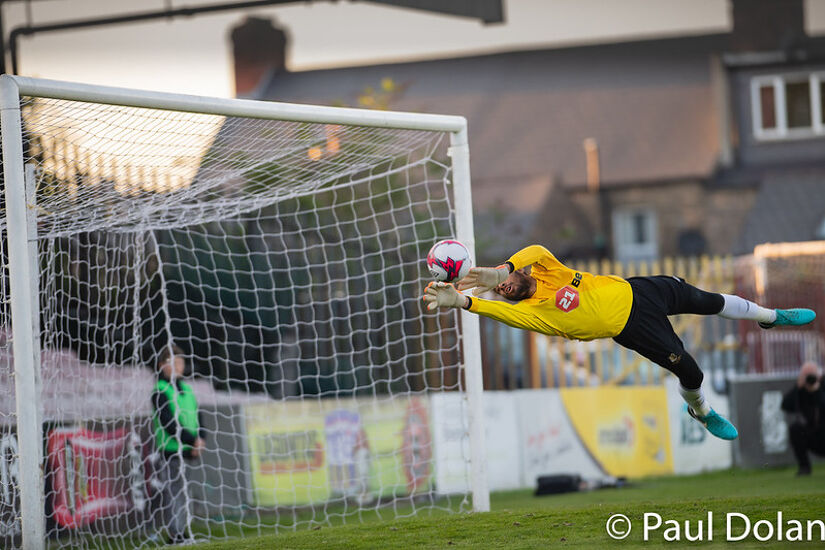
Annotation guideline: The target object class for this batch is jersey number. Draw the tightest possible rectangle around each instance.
[555,286,580,313]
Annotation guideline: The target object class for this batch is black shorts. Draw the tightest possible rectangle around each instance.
[612,275,722,370]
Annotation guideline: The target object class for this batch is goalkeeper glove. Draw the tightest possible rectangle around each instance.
[456,265,510,295]
[422,281,469,311]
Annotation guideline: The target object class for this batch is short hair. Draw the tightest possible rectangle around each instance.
[157,344,186,369]
[798,361,821,387]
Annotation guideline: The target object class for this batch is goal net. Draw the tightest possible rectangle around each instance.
[735,242,825,374]
[0,77,485,549]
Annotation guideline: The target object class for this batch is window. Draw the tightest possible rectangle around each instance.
[612,209,658,262]
[785,79,811,128]
[752,73,825,139]
[820,80,825,125]
[759,85,776,129]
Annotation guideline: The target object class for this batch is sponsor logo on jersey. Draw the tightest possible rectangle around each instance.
[555,286,580,312]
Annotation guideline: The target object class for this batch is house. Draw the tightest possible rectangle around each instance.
[230,0,825,265]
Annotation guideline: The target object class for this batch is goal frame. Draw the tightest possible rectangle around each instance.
[0,74,489,549]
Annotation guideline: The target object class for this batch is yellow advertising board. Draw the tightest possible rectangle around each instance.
[245,396,432,507]
[559,386,673,477]
[245,400,328,507]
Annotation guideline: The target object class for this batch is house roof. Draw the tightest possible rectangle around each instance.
[255,34,729,261]
[259,33,728,204]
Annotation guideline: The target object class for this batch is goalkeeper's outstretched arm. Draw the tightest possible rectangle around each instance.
[456,244,555,296]
[507,245,555,270]
[422,281,546,333]
[456,265,510,295]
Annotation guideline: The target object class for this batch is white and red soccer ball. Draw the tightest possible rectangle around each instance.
[426,239,472,283]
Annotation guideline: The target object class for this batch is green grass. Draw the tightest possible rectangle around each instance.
[191,466,825,549]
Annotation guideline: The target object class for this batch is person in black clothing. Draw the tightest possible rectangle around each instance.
[781,361,825,476]
[151,344,207,544]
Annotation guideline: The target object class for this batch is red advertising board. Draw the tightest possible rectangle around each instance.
[47,426,149,528]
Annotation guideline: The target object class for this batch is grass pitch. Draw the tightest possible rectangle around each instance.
[196,466,825,549]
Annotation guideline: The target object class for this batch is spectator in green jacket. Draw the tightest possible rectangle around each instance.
[151,343,206,544]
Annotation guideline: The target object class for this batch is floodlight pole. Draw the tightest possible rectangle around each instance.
[9,0,300,75]
[6,0,504,75]
[0,6,6,75]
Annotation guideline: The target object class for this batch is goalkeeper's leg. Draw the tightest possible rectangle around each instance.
[673,353,738,441]
[616,335,739,441]
[662,275,816,328]
[615,277,738,440]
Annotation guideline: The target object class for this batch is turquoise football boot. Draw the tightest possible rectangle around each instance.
[688,407,738,440]
[758,308,816,329]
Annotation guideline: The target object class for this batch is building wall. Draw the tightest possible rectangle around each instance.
[702,186,759,254]
[568,180,757,259]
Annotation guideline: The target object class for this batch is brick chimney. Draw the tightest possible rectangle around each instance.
[730,0,806,51]
[230,17,288,97]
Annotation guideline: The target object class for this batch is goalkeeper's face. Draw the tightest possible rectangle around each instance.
[494,270,533,301]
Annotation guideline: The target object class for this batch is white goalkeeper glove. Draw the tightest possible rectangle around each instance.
[422,281,469,311]
[456,265,510,296]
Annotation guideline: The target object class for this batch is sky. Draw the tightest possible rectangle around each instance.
[4,0,825,98]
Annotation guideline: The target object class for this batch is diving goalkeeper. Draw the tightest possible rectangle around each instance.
[422,245,817,441]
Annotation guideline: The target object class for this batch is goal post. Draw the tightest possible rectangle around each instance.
[1,75,46,550]
[0,75,488,549]
[449,128,489,513]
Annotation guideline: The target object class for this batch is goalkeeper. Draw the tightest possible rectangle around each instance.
[423,245,816,441]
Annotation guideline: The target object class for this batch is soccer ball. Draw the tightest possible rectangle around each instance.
[426,239,472,282]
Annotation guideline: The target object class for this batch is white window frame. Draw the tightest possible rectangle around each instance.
[751,72,825,141]
[612,208,658,262]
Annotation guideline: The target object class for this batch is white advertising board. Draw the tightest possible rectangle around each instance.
[430,391,522,493]
[515,389,605,486]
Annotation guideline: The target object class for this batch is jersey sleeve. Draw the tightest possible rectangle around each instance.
[468,297,548,334]
[506,245,561,271]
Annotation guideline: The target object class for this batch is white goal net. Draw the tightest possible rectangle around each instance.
[0,77,485,549]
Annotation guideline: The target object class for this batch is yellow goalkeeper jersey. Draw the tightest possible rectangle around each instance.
[468,245,632,341]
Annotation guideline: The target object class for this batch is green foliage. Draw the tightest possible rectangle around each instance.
[357,77,405,111]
